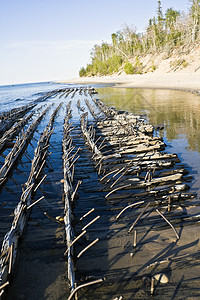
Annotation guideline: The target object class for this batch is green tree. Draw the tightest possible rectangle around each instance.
[165,8,181,46]
[79,67,86,77]
[124,61,134,74]
[165,8,180,27]
[157,1,163,23]
[80,1,200,78]
[156,1,165,47]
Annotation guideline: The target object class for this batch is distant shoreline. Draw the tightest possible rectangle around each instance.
[60,72,200,94]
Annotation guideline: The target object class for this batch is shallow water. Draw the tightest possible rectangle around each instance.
[0,82,75,111]
[0,83,200,299]
[97,87,200,200]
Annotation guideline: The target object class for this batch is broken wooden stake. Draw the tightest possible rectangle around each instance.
[77,238,99,258]
[128,202,151,233]
[155,209,179,239]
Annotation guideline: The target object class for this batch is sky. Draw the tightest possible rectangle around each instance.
[0,0,190,85]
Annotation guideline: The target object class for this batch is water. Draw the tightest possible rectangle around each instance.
[97,87,200,199]
[0,82,200,299]
[0,82,107,113]
[0,81,103,299]
[0,81,75,112]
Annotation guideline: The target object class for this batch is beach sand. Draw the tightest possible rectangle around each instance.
[63,72,200,92]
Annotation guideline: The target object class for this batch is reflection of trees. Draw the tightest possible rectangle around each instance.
[97,87,200,152]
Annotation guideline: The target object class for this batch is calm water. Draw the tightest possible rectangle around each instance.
[0,82,199,299]
[1,82,200,198]
[97,87,200,199]
[0,81,75,112]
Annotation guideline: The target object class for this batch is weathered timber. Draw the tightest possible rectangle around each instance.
[80,113,102,159]
[0,112,35,152]
[62,104,76,291]
[0,103,62,297]
[0,103,36,138]
[0,105,52,186]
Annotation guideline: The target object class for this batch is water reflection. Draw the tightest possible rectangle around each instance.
[97,87,200,198]
[97,87,200,153]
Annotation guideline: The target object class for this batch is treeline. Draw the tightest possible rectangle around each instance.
[79,0,200,77]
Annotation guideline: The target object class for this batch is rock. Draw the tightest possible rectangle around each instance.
[153,273,169,284]
[55,215,64,222]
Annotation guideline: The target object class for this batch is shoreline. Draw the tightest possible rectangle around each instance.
[61,72,200,94]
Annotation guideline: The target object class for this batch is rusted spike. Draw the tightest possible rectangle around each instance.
[168,195,171,212]
[8,243,14,275]
[67,155,80,171]
[100,168,119,182]
[0,281,9,291]
[33,175,47,193]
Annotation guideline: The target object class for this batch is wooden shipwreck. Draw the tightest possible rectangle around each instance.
[0,86,199,299]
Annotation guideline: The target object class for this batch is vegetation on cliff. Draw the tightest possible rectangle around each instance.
[79,1,200,77]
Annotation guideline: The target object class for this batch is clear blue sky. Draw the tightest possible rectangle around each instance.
[0,0,190,85]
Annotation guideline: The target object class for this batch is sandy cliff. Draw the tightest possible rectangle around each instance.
[64,45,200,92]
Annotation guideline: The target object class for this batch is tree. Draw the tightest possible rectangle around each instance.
[80,1,200,78]
[165,8,180,27]
[190,0,200,41]
[165,8,181,46]
[79,67,86,77]
[157,0,163,23]
[124,61,134,74]
[156,1,165,47]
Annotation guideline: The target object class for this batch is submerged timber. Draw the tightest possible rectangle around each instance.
[0,86,199,299]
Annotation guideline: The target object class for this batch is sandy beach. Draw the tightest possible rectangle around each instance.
[64,45,200,92]
[64,72,200,92]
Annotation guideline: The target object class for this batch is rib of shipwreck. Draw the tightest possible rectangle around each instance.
[62,102,76,290]
[0,103,36,137]
[0,105,52,186]
[0,103,63,297]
